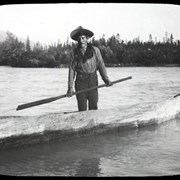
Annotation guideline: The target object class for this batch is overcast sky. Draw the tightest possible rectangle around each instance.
[0,3,180,45]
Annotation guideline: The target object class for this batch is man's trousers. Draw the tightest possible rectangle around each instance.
[75,72,98,111]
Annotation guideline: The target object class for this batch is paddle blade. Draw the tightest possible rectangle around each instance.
[16,94,67,111]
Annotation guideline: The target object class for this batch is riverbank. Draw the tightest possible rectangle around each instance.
[39,63,180,68]
[1,63,180,68]
[105,63,180,67]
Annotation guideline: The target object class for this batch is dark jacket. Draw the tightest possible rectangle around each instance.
[68,44,110,89]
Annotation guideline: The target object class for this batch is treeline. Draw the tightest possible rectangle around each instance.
[0,31,180,67]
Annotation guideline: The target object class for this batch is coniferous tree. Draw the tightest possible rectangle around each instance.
[25,36,31,52]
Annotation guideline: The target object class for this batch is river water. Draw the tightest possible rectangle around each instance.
[0,66,180,176]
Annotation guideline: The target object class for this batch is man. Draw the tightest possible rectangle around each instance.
[67,26,112,111]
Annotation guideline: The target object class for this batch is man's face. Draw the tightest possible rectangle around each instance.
[77,35,88,48]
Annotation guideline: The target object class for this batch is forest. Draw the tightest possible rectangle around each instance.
[0,31,180,68]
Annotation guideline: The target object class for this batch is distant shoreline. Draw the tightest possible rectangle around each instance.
[57,63,180,68]
[0,64,180,68]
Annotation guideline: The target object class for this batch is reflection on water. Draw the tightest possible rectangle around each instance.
[0,117,180,176]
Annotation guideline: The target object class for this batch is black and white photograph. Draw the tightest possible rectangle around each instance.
[0,3,180,176]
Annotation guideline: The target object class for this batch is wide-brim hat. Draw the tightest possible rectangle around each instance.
[70,26,94,41]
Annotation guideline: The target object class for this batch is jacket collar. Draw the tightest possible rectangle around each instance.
[75,44,94,63]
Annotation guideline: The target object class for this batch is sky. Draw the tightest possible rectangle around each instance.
[0,3,180,45]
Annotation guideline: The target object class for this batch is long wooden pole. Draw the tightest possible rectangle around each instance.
[16,76,132,111]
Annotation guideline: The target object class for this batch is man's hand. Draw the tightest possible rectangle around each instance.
[67,88,74,97]
[105,79,112,86]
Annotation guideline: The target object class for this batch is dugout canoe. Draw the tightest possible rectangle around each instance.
[1,96,180,151]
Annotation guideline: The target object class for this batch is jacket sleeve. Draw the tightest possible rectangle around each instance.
[95,47,110,83]
[68,52,76,89]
